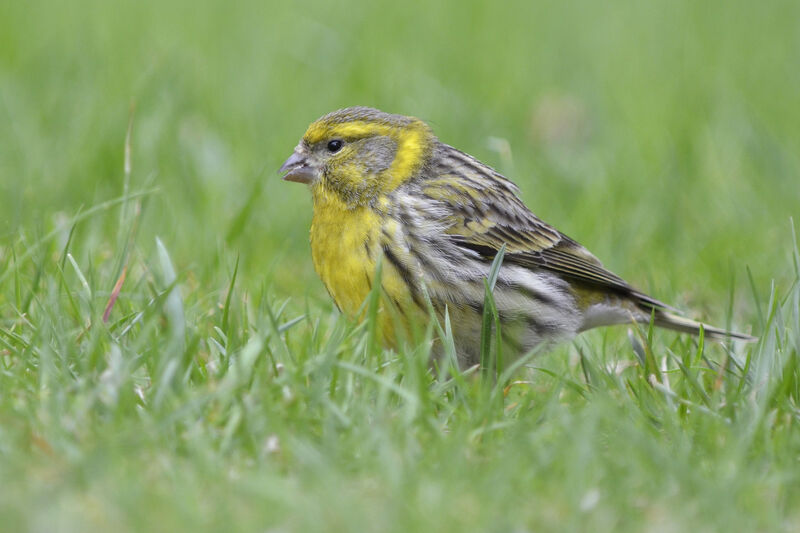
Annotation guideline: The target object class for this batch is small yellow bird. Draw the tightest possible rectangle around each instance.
[280,107,755,366]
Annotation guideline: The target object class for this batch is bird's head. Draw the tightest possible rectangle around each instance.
[279,107,434,205]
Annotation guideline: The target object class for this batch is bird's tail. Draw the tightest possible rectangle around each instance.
[652,311,757,342]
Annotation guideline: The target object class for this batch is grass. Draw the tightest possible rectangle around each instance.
[1,0,800,531]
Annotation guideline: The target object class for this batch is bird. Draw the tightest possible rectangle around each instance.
[279,106,755,367]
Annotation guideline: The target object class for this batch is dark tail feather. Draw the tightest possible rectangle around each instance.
[653,311,757,342]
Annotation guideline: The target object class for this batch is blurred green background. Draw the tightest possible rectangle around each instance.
[2,0,797,307]
[1,1,799,531]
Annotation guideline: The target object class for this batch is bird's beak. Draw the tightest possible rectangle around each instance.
[279,150,316,184]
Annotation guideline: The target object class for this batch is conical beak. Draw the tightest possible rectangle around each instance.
[279,150,316,184]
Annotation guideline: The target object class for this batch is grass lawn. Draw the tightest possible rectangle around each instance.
[1,0,799,531]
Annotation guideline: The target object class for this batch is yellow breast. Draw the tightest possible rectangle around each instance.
[310,191,381,318]
[309,190,423,345]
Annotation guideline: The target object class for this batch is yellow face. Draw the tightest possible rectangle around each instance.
[279,107,434,205]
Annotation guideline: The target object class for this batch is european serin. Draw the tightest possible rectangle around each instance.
[280,106,755,366]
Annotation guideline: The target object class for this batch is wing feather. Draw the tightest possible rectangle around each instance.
[418,143,674,313]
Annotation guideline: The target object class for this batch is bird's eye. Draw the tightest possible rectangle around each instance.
[327,139,343,153]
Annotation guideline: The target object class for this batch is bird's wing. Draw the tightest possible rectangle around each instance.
[418,144,673,312]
